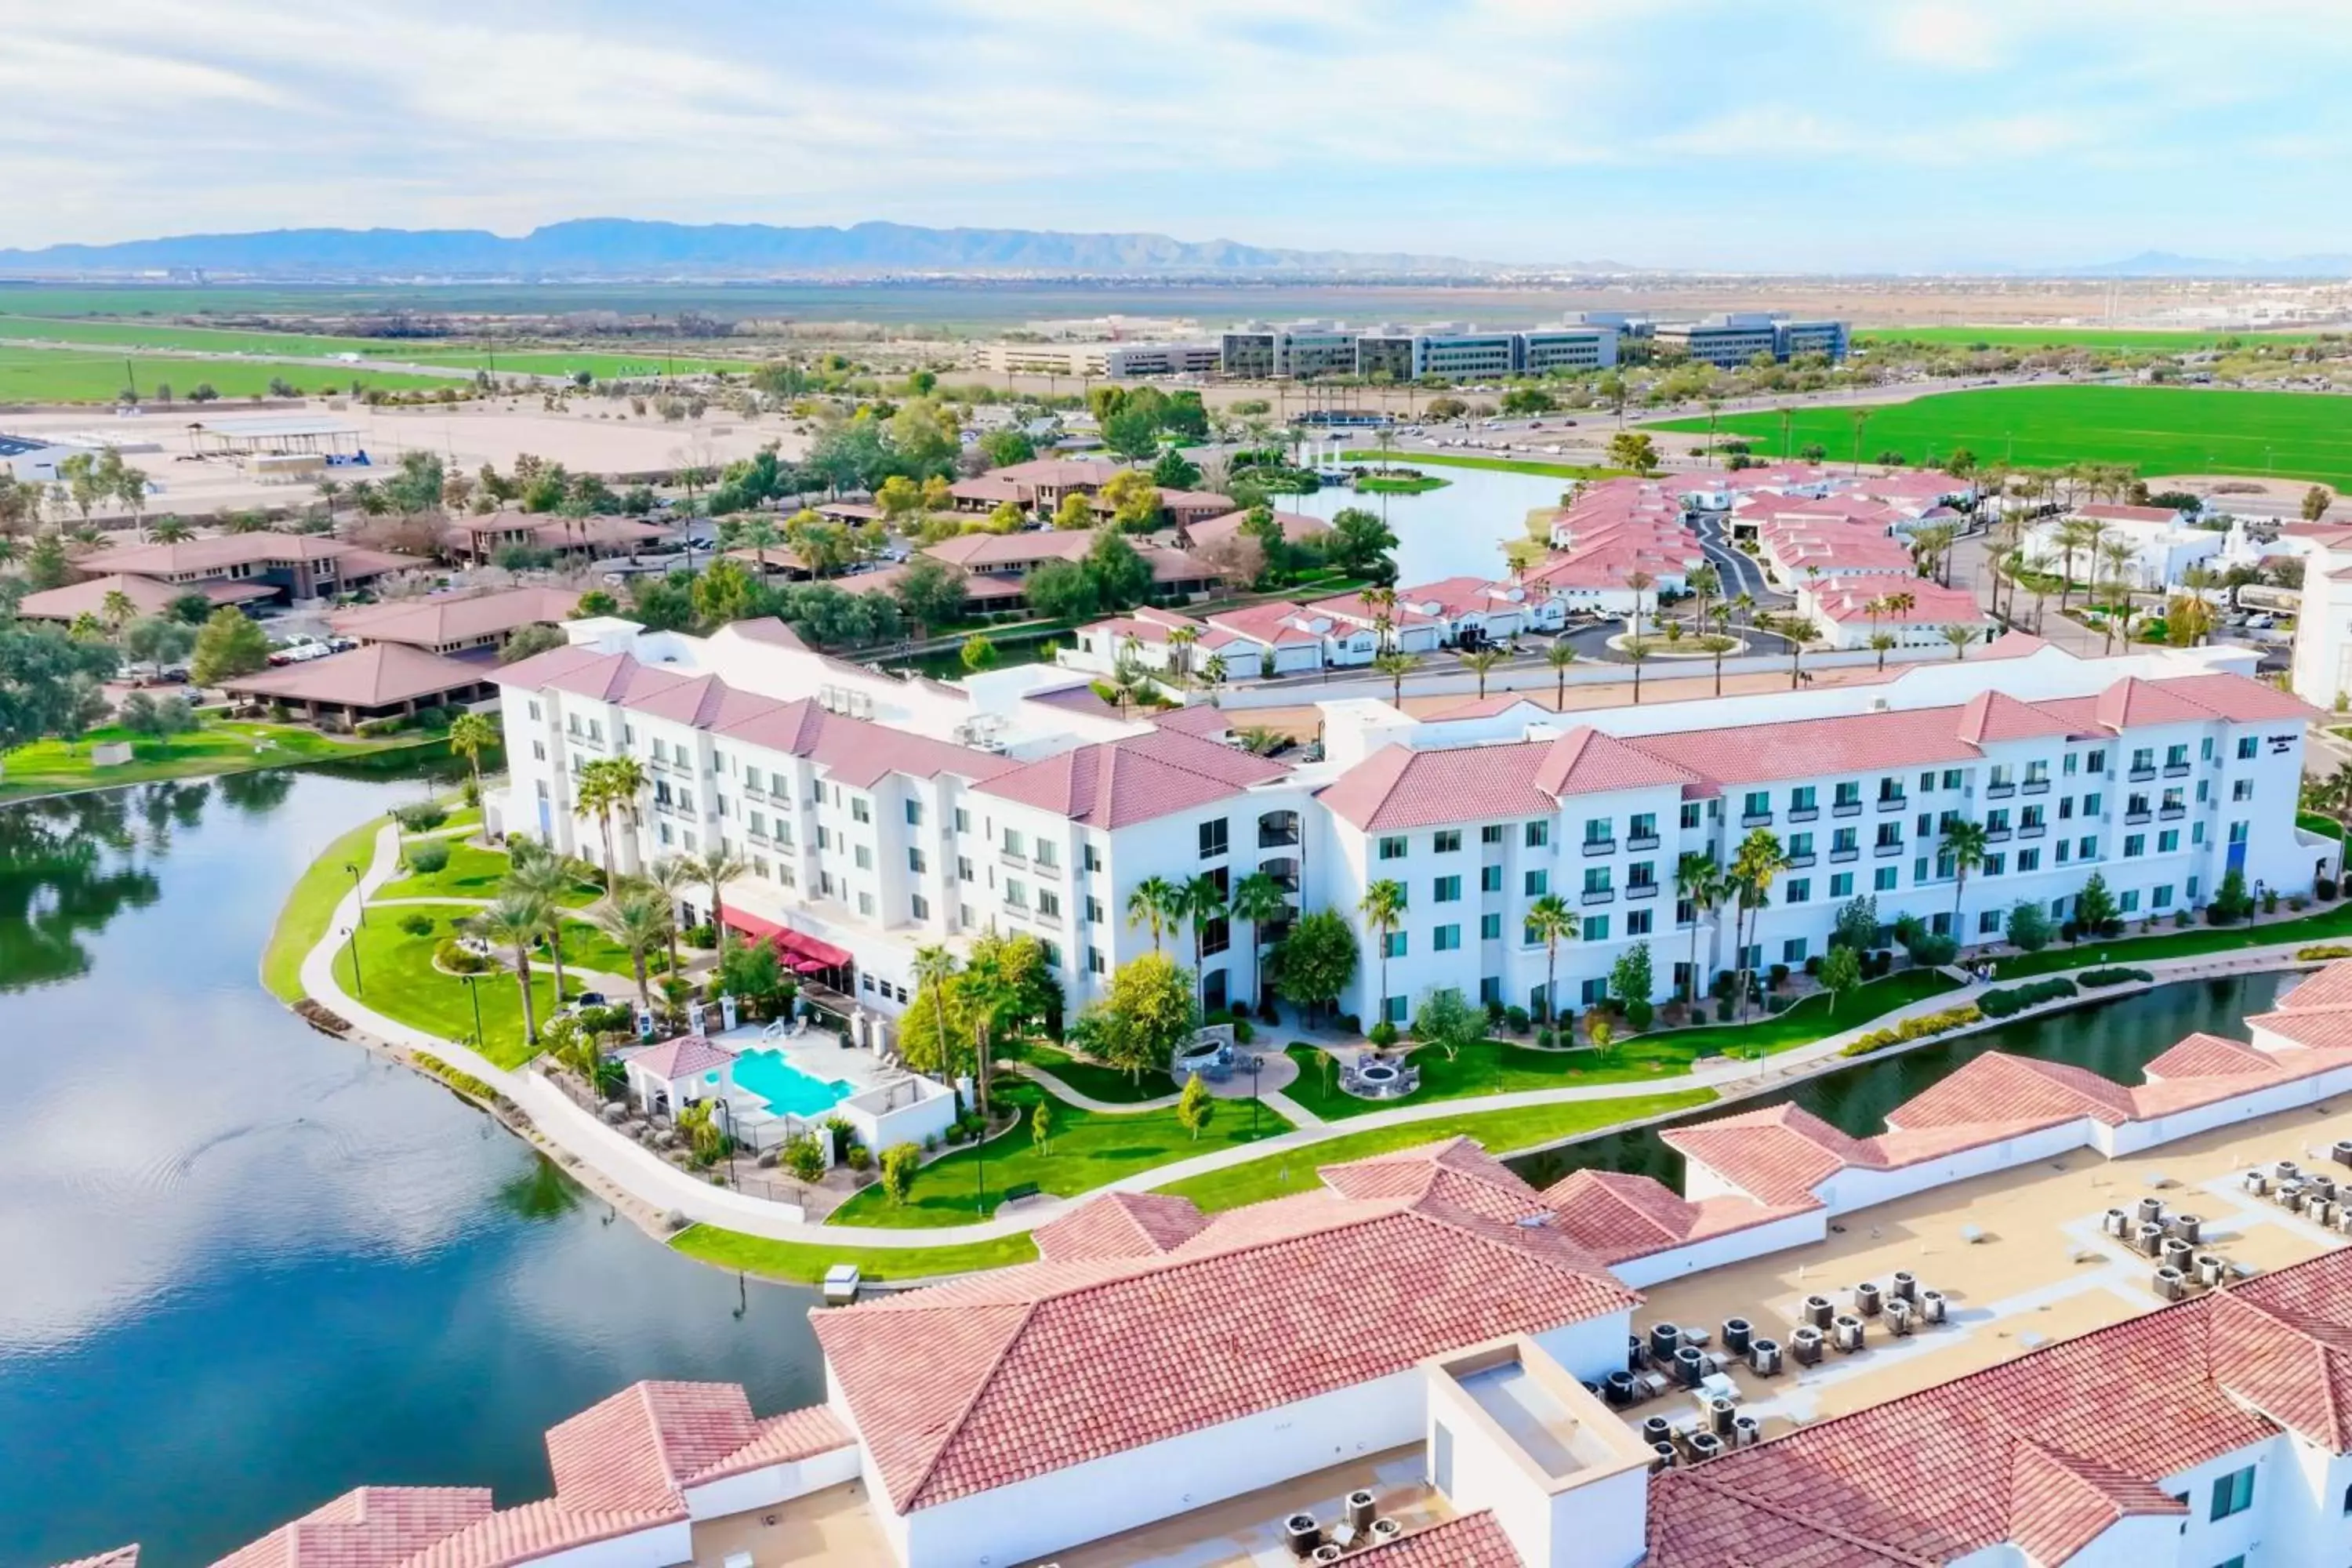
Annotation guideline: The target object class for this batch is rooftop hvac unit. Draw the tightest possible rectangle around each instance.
[1628,1334,1648,1372]
[1642,1415,1675,1447]
[1734,1414,1762,1447]
[2136,1221,2168,1256]
[1802,1294,1835,1329]
[1370,1519,1404,1544]
[1284,1513,1321,1559]
[1708,1398,1737,1437]
[1345,1491,1377,1535]
[1310,1546,1343,1566]
[1722,1317,1754,1356]
[2154,1266,2187,1301]
[2161,1237,2194,1270]
[1748,1338,1784,1377]
[2280,1185,2307,1214]
[1791,1327,1825,1366]
[2337,1207,2352,1236]
[2168,1213,2202,1245]
[1886,1300,1917,1337]
[1650,1323,1682,1361]
[2196,1254,2228,1288]
[1920,1290,1948,1325]
[2245,1170,2270,1196]
[1889,1271,1918,1304]
[1680,1325,1713,1351]
[1674,1346,1708,1388]
[1650,1442,1678,1472]
[1854,1281,1883,1317]
[1604,1370,1639,1407]
[2136,1196,2165,1225]
[2312,1176,2339,1205]
[1832,1315,1867,1354]
[2278,1159,2302,1181]
[2315,1200,2339,1229]
[2333,1140,2352,1168]
[2103,1207,2130,1238]
[1686,1432,1724,1463]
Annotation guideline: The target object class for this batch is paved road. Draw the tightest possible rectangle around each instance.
[1690,511,1778,604]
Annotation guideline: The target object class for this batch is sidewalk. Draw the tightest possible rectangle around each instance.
[296,816,2336,1253]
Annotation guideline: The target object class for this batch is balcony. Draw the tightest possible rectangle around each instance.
[1985,782,2016,799]
[1627,833,1661,852]
[1581,888,1617,907]
[1740,811,1773,829]
[1626,884,1659,901]
[1832,800,1864,818]
[1984,828,2012,843]
[2019,826,2046,840]
[743,783,768,803]
[2022,779,2052,795]
[1784,853,1817,869]
[1788,807,1820,823]
[1873,841,1905,858]
[2125,811,2153,826]
[1830,848,1861,863]
[2164,763,2192,778]
[1000,848,1029,868]
[2160,806,2187,821]
[1876,797,1907,814]
[2129,766,2158,782]
[1258,825,1301,849]
[1581,838,1617,857]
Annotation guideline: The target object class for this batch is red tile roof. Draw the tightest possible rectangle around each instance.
[812,1139,1638,1513]
[618,1035,737,1080]
[218,644,492,709]
[48,1550,140,1568]
[1662,1104,1875,1207]
[213,1487,495,1568]
[1884,1052,2137,1133]
[1345,1512,1523,1566]
[392,1499,678,1568]
[1033,1191,1213,1262]
[329,588,582,649]
[978,727,1286,829]
[1537,1169,1803,1263]
[1955,689,2078,744]
[1534,728,1701,797]
[1318,742,1563,833]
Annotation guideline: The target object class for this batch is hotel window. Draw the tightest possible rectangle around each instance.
[1003,828,1025,858]
[1089,947,1107,975]
[2017,849,2040,873]
[2124,834,2146,858]
[2084,793,2103,816]
[1525,869,1549,896]
[2210,1465,2256,1522]
[1039,889,1063,920]
[905,799,924,826]
[1790,786,1817,812]
[2166,743,2190,768]
[817,825,833,851]
[2121,889,2141,913]
[2153,884,2174,909]
[1378,836,1408,860]
[818,871,835,897]
[1979,909,2003,934]
[1981,853,2003,877]
[1835,782,1862,808]
[2158,829,2180,854]
[1526,819,1550,848]
[1790,833,1813,859]
[1629,812,1657,840]
[528,700,542,720]
[2193,822,2207,844]
[1830,873,1854,898]
[1585,817,1615,844]
[2056,840,2071,864]
[851,797,872,824]
[1786,878,1810,904]
[1680,803,1703,830]
[955,807,971,833]
[2025,760,2049,786]
[1480,865,1503,893]
[908,848,927,874]
[752,855,771,881]
[2228,820,2249,844]
[1873,867,1898,891]
[1385,995,1408,1025]
[854,845,873,871]
[1005,878,1029,909]
[532,741,546,761]
[2078,836,2098,860]
[1085,895,1104,923]
[1742,791,1770,818]
[1627,909,1653,937]
[856,891,874,917]
[956,856,974,884]
[1942,768,1965,790]
[1583,915,1610,942]
[1083,843,1103,873]
[1035,841,1059,872]
[1434,875,1463,903]
[1481,824,1504,845]
[1432,829,1461,854]
[2238,735,2259,760]
[1383,931,1406,958]
[1583,867,1611,895]
[1432,924,1461,952]
[2086,748,2107,774]
[910,892,930,920]
[1781,938,1807,964]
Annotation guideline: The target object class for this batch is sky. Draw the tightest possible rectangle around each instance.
[4,0,2349,272]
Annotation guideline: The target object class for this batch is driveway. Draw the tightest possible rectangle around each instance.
[1689,511,1780,605]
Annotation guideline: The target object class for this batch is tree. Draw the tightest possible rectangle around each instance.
[448,711,500,800]
[1127,875,1182,952]
[1374,650,1419,706]
[1606,432,1659,474]
[1676,852,1723,1003]
[2074,872,2122,938]
[1051,491,1094,531]
[960,633,1000,673]
[2304,485,2334,522]
[1411,986,1484,1062]
[499,622,568,663]
[466,893,550,1047]
[1547,639,1578,706]
[978,428,1036,468]
[1359,878,1407,1024]
[1525,893,1578,1021]
[689,842,750,936]
[960,927,1046,1117]
[878,1142,921,1204]
[575,756,647,880]
[190,608,271,686]
[1940,623,1977,660]
[1150,448,1202,490]
[1175,872,1226,1007]
[22,532,71,592]
[1818,944,1864,1011]
[1175,1073,1216,1141]
[1727,828,1789,1019]
[1096,950,1202,1083]
[2005,900,2053,953]
[1609,942,1655,1026]
[121,615,195,670]
[1868,630,1898,673]
[592,886,672,1007]
[1086,527,1153,609]
[1271,909,1357,1023]
[1328,507,1397,576]
[1831,894,1879,954]
[0,625,119,752]
[1029,1097,1055,1155]
[1459,645,1505,699]
[893,555,969,639]
[2209,867,2256,925]
[1229,870,1290,1012]
[1940,818,1990,938]
[1024,557,1099,621]
[506,852,581,1006]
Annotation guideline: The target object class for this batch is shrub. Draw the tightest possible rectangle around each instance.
[398,911,435,937]
[1626,999,1654,1032]
[845,1142,873,1172]
[1976,977,2079,1018]
[1229,1000,1250,1020]
[2319,877,2339,902]
[434,938,489,974]
[683,921,717,949]
[1483,997,1506,1027]
[1840,1004,1984,1056]
[1232,1019,1255,1045]
[1768,963,1790,990]
[878,1143,921,1205]
[1504,1004,1531,1033]
[1904,931,1958,968]
[2264,889,2280,915]
[2297,944,2352,960]
[1715,996,1733,1022]
[1367,1020,1399,1048]
[2078,967,2154,988]
[784,1132,826,1183]
[403,838,452,875]
[1802,955,1823,977]
[1536,1026,1556,1048]
[393,801,448,832]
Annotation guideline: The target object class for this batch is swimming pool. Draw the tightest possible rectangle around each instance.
[731,1049,855,1119]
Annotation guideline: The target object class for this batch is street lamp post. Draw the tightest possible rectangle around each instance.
[342,926,363,995]
[344,863,366,926]
[718,1100,739,1189]
[1247,1054,1262,1138]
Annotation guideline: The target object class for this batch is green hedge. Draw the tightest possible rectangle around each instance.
[2078,967,2154,988]
[1977,977,2080,1018]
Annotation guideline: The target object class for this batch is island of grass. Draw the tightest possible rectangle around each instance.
[1352,473,1449,494]
[1657,384,2352,489]
[671,1223,1040,1285]
[327,901,560,1068]
[826,1077,1294,1229]
[0,720,437,804]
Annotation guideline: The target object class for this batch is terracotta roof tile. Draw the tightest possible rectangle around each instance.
[1534,728,1701,797]
[214,1488,496,1568]
[1883,1053,2136,1133]
[2005,1440,2187,1566]
[219,644,492,708]
[1033,1192,1213,1262]
[978,728,1283,829]
[1345,1512,1523,1566]
[617,1036,737,1080]
[543,1381,762,1512]
[390,1499,680,1568]
[1661,1104,1875,1206]
[686,1405,855,1484]
[47,1549,139,1568]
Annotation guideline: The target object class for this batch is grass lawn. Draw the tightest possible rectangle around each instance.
[1007,1040,1174,1104]
[2300,812,2344,843]
[0,314,764,378]
[1657,385,2352,488]
[1998,901,2352,978]
[1354,474,1450,493]
[1341,450,1631,481]
[826,1077,1293,1229]
[329,902,553,1067]
[0,720,427,803]
[261,813,387,1003]
[375,838,600,905]
[1854,325,2313,354]
[1153,1090,1715,1214]
[671,1222,1038,1285]
[1627,968,1962,1059]
[0,343,463,404]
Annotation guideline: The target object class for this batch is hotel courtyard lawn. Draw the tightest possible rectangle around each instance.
[671,1223,1039,1285]
[376,837,597,905]
[0,720,425,804]
[826,1077,1293,1229]
[1994,899,2352,978]
[328,902,555,1068]
[1001,1040,1174,1104]
[1341,449,1631,481]
[1657,384,2352,488]
[1152,1090,1716,1214]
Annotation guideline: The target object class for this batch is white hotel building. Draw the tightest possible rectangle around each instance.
[491,618,2321,1033]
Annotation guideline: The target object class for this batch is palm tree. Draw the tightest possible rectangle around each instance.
[150,514,193,544]
[2052,518,2099,613]
[1524,892,1578,1023]
[1686,561,1720,629]
[1939,818,1990,943]
[1940,623,1978,660]
[1868,630,1897,672]
[448,711,499,802]
[1547,638,1577,707]
[1177,872,1226,1006]
[506,855,580,1005]
[1774,615,1818,690]
[467,893,551,1047]
[1229,870,1289,1012]
[593,886,672,1008]
[1359,585,1398,652]
[1625,569,1656,640]
[1733,590,1755,630]
[689,842,750,938]
[1359,878,1406,1027]
[1726,829,1788,1022]
[1200,652,1228,692]
[1699,633,1738,695]
[641,854,698,978]
[960,935,1022,1120]
[1459,645,1505,699]
[1674,853,1723,1007]
[1624,639,1650,704]
[1374,650,1419,707]
[575,756,646,881]
[912,942,960,1063]
[1166,624,1200,688]
[1127,875,1181,952]
[1847,408,1872,473]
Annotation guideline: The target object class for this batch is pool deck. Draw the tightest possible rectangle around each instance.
[717,1022,904,1100]
[1620,1088,2352,1443]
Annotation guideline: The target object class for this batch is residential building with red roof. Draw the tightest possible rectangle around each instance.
[63,531,412,608]
[1755,511,1917,585]
[2024,498,2223,593]
[1798,575,1995,650]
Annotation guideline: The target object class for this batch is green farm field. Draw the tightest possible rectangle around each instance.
[1659,384,2352,486]
[0,314,762,379]
[0,343,459,404]
[1855,325,2318,353]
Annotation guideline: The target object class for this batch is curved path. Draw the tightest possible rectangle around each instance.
[299,818,2331,1251]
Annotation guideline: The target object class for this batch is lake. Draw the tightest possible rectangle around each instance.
[1281,462,1574,585]
[1,769,824,1568]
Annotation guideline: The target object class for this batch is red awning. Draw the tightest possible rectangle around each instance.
[722,909,851,971]
[721,908,783,941]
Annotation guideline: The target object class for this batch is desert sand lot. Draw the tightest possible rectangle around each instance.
[0,398,808,518]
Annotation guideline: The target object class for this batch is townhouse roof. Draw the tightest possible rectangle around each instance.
[1532,727,1704,797]
[217,644,490,709]
[976,725,1286,829]
[328,587,583,648]
[1033,1191,1212,1261]
[1203,599,1327,647]
[47,1551,139,1568]
[1806,577,1985,626]
[1646,1249,2352,1566]
[1344,1512,1523,1565]
[13,572,274,621]
[1180,508,1330,548]
[212,1488,495,1568]
[1663,1103,1871,1206]
[1955,689,2078,744]
[811,1138,1638,1514]
[1317,742,1559,832]
[1302,590,1446,630]
[1149,702,1233,738]
[1395,575,1529,620]
[1537,1169,1799,1263]
[618,1035,736,1080]
[76,532,363,575]
[2074,503,2183,524]
[948,474,1027,504]
[924,529,1208,583]
[1628,702,1984,783]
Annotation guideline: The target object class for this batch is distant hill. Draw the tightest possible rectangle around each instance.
[0,220,1488,278]
[2074,249,2352,278]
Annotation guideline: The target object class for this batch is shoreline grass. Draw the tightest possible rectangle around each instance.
[1340,449,1632,481]
[1997,900,2352,978]
[261,813,387,1003]
[671,1222,1039,1285]
[0,721,430,804]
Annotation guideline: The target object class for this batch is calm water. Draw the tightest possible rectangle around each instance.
[0,770,822,1568]
[1284,463,1573,584]
[1511,971,2294,1190]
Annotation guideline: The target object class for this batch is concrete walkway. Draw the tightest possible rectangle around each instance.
[298,816,2341,1252]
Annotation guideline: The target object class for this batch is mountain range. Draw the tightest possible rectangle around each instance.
[0,220,1487,278]
[2071,250,2352,278]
